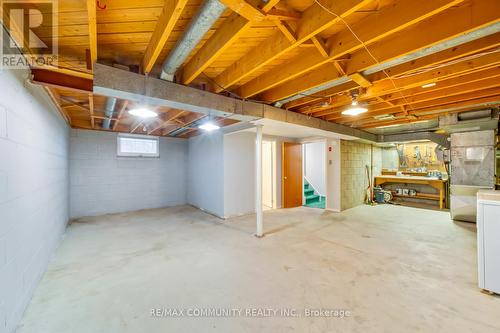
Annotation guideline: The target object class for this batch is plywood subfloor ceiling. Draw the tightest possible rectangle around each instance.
[5,0,500,137]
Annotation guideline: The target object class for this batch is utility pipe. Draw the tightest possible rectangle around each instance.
[160,0,226,81]
[102,97,117,129]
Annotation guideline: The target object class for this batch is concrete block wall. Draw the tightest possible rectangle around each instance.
[340,140,382,210]
[0,68,69,333]
[187,132,225,218]
[69,130,188,218]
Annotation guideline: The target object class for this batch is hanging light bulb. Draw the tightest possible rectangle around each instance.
[128,107,157,118]
[342,90,368,116]
[198,113,220,132]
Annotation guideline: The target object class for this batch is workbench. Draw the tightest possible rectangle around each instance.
[374,175,448,209]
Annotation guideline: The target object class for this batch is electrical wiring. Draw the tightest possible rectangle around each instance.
[313,0,417,113]
[200,72,272,106]
[393,48,500,79]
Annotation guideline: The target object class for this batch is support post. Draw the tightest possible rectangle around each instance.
[255,125,263,237]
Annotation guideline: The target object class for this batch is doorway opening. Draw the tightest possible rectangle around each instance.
[282,140,327,209]
[303,141,326,209]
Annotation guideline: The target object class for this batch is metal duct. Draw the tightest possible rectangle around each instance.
[377,131,450,149]
[102,97,117,129]
[160,0,226,81]
[439,109,499,134]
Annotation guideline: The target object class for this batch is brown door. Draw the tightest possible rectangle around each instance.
[282,142,303,208]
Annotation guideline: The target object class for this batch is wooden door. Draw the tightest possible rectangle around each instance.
[282,142,303,208]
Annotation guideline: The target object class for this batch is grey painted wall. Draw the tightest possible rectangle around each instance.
[0,67,69,333]
[187,132,225,217]
[224,131,255,218]
[69,130,187,218]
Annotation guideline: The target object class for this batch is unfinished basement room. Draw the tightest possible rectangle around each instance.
[1,0,500,332]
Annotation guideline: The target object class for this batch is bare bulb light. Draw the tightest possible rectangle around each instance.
[199,121,220,131]
[342,106,368,116]
[128,108,157,118]
[421,82,436,88]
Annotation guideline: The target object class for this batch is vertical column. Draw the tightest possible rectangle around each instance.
[255,125,263,237]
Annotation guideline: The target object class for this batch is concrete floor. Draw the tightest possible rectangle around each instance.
[18,205,500,333]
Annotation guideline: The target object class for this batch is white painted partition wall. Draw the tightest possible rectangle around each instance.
[326,138,342,212]
[223,131,255,218]
[187,132,225,218]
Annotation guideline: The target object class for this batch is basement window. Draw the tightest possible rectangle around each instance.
[117,134,159,157]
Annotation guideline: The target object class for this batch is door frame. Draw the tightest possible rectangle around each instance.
[262,140,276,209]
[302,139,328,206]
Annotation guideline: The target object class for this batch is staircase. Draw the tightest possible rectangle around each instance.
[304,181,325,209]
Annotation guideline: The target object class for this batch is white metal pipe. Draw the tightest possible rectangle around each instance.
[255,125,263,237]
[160,0,226,81]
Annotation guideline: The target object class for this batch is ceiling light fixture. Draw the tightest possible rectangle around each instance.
[342,90,368,116]
[128,108,157,118]
[421,82,436,88]
[342,106,368,116]
[198,121,220,132]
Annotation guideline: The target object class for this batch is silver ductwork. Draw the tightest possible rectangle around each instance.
[102,97,117,129]
[160,0,226,81]
[439,109,499,134]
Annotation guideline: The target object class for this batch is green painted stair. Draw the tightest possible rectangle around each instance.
[303,181,325,209]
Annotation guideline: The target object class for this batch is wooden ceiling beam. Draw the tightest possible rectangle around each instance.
[219,0,265,21]
[86,0,97,71]
[368,33,500,82]
[113,101,129,131]
[324,66,500,120]
[407,95,500,116]
[142,0,189,74]
[31,65,93,80]
[31,68,93,93]
[181,0,280,84]
[402,87,500,111]
[388,76,500,106]
[383,66,500,102]
[363,53,500,100]
[273,20,296,42]
[310,36,329,58]
[238,0,463,98]
[212,0,373,92]
[45,88,71,125]
[357,95,500,129]
[260,0,499,102]
[284,81,358,109]
[265,8,301,20]
[349,72,372,87]
[164,113,206,136]
[148,109,186,135]
[334,88,500,124]
[287,35,500,111]
[261,62,344,105]
[346,0,500,75]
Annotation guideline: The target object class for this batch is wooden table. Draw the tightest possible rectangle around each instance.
[375,175,448,209]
